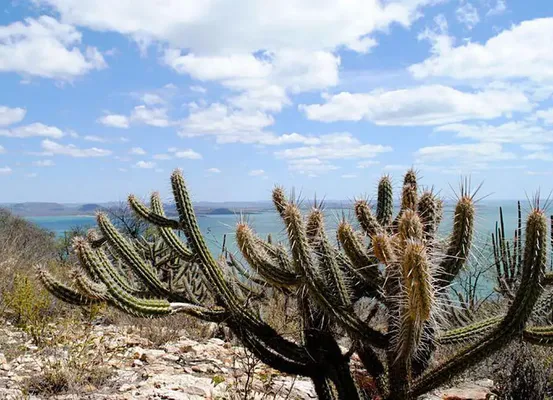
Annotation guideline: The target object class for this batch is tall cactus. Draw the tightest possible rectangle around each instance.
[39,169,553,400]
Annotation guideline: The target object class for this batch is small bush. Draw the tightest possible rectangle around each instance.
[3,273,54,346]
[495,342,548,400]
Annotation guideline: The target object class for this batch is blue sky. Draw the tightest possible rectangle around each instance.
[1,0,552,203]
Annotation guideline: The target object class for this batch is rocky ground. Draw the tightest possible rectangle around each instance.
[0,320,495,400]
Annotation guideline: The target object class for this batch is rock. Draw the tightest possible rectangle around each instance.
[422,379,495,400]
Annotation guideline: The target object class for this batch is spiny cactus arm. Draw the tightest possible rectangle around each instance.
[392,169,418,229]
[96,212,171,298]
[149,192,194,260]
[36,266,101,306]
[73,270,109,301]
[128,194,180,229]
[272,186,287,217]
[522,326,553,346]
[236,223,301,287]
[336,221,382,290]
[94,247,143,295]
[231,326,312,376]
[417,191,442,241]
[438,316,503,345]
[544,272,553,286]
[283,202,388,348]
[226,253,276,288]
[354,200,382,237]
[436,195,475,287]
[411,208,547,398]
[170,171,319,364]
[75,238,226,321]
[376,175,394,227]
[307,208,352,307]
[395,241,434,362]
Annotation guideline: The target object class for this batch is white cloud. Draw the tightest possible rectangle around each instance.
[415,142,515,163]
[0,16,106,80]
[410,18,553,82]
[135,161,156,169]
[190,85,206,93]
[33,159,55,167]
[83,135,107,142]
[525,152,553,162]
[129,147,146,155]
[37,0,431,55]
[301,85,530,125]
[169,148,202,159]
[536,108,553,124]
[357,160,380,169]
[435,122,553,144]
[0,145,4,154]
[41,139,111,157]
[153,153,172,160]
[0,106,26,126]
[141,93,165,105]
[287,158,339,176]
[164,52,271,81]
[486,0,506,16]
[97,114,129,128]
[248,169,265,176]
[207,167,221,173]
[456,2,479,30]
[130,105,172,127]
[0,123,64,138]
[341,174,357,179]
[0,166,12,175]
[276,132,391,160]
[521,144,548,152]
[180,102,273,140]
[25,172,38,178]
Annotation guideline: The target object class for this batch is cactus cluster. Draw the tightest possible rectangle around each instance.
[39,169,553,400]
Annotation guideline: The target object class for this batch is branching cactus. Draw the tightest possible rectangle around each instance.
[38,169,553,400]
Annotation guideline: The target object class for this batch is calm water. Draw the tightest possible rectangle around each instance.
[27,200,527,256]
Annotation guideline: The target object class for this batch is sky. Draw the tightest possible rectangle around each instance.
[1,0,553,203]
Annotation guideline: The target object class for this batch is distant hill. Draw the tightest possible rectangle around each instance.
[78,204,102,213]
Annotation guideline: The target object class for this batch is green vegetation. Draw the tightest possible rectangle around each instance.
[36,168,553,399]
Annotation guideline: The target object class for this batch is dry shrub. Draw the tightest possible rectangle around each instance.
[494,342,550,400]
[25,323,119,396]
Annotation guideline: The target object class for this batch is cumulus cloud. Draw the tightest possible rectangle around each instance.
[206,167,221,173]
[168,148,203,159]
[36,0,431,54]
[275,132,391,160]
[301,85,531,125]
[287,158,339,176]
[536,108,553,124]
[33,159,55,167]
[0,123,64,138]
[0,106,26,126]
[415,142,515,163]
[456,2,479,30]
[409,18,553,82]
[248,169,265,176]
[41,139,111,157]
[435,122,553,144]
[0,16,106,80]
[135,161,156,169]
[0,166,12,175]
[97,114,129,128]
[129,147,146,155]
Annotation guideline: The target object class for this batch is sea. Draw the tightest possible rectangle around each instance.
[26,200,528,256]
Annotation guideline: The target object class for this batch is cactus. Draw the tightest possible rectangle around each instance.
[39,169,553,400]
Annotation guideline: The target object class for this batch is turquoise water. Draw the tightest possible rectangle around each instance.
[27,200,526,255]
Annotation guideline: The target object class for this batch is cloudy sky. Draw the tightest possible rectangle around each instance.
[1,0,552,203]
